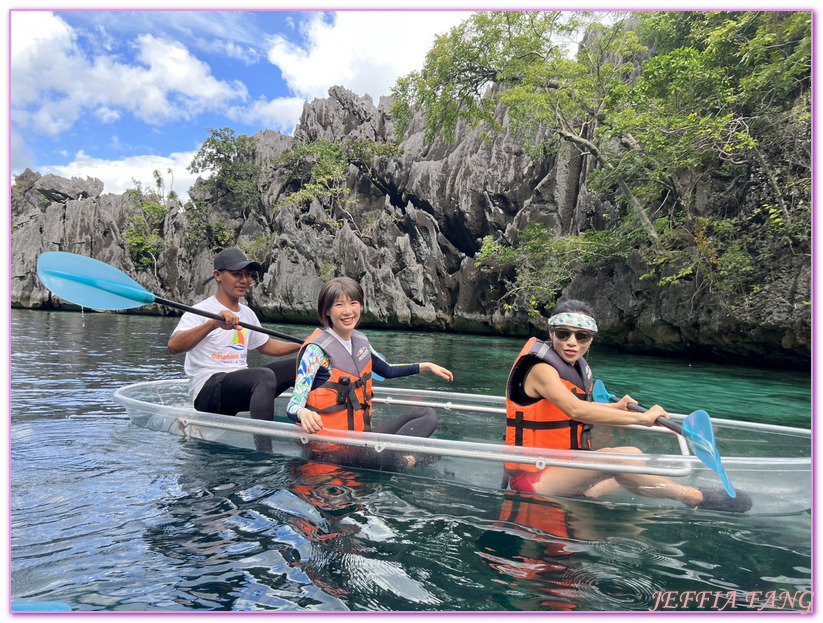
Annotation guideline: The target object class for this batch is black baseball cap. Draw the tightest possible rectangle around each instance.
[213,248,263,272]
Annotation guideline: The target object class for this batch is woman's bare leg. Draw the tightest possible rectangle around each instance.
[532,446,702,506]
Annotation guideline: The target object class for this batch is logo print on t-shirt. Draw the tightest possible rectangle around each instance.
[228,328,246,351]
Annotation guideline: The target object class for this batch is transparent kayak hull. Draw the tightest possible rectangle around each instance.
[113,380,811,515]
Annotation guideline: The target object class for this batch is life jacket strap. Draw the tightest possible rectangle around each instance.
[308,375,373,431]
[507,411,591,450]
[569,421,594,450]
[506,416,575,430]
[580,423,593,450]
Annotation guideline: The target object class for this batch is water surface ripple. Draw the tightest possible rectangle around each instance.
[10,310,811,612]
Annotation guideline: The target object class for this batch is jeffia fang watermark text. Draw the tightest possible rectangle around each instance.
[649,590,813,613]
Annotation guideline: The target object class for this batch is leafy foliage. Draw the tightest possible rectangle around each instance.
[188,127,262,218]
[275,139,350,210]
[181,200,235,250]
[393,11,661,243]
[393,10,811,313]
[477,221,640,314]
[123,180,168,277]
[273,137,402,239]
[393,11,587,146]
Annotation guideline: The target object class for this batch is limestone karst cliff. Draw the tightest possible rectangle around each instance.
[11,86,810,367]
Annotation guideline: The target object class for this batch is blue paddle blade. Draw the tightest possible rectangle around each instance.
[682,410,736,498]
[592,379,614,403]
[36,252,156,310]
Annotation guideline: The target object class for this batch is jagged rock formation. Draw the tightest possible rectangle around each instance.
[10,87,811,367]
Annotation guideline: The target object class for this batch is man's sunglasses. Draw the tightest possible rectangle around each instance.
[552,328,595,343]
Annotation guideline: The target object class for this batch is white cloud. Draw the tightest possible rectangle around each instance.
[10,12,76,98]
[10,128,35,172]
[132,34,249,115]
[266,10,471,103]
[28,98,80,136]
[9,9,474,205]
[10,12,249,134]
[11,8,473,141]
[94,106,121,124]
[11,12,88,132]
[226,96,306,133]
[216,40,262,65]
[40,150,201,203]
[229,10,472,140]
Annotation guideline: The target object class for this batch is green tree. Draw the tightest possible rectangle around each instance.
[152,167,180,205]
[275,139,351,223]
[273,138,401,240]
[622,11,811,291]
[477,222,639,314]
[630,10,810,227]
[393,11,661,243]
[188,127,261,218]
[123,180,168,278]
[393,10,811,309]
[180,200,235,250]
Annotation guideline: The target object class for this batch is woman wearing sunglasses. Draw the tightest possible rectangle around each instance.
[504,300,751,512]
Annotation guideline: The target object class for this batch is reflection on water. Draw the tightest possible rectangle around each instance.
[10,309,812,612]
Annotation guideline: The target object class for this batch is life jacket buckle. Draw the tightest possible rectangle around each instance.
[337,376,351,403]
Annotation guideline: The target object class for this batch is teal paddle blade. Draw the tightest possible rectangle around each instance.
[592,379,614,403]
[37,252,156,310]
[682,409,736,497]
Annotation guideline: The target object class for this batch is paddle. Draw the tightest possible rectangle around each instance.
[36,251,304,344]
[592,379,736,497]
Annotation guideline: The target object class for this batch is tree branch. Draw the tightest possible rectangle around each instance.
[557,128,660,243]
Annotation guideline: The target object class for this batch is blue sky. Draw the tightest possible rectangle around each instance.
[7,2,804,204]
[9,8,475,201]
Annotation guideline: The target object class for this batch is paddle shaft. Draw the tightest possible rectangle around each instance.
[155,296,303,344]
[623,400,683,434]
[35,253,305,344]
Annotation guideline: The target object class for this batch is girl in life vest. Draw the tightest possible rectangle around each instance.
[286,277,454,471]
[505,300,751,513]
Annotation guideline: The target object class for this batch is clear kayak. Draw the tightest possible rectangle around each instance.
[113,379,811,515]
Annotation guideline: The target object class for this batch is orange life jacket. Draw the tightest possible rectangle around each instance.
[299,328,374,431]
[505,338,593,473]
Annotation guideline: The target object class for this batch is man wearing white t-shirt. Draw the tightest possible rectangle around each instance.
[168,248,300,449]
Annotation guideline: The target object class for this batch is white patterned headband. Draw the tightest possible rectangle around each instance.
[548,312,598,333]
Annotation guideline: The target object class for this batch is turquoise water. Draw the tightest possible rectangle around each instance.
[9,309,812,612]
[356,326,811,428]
